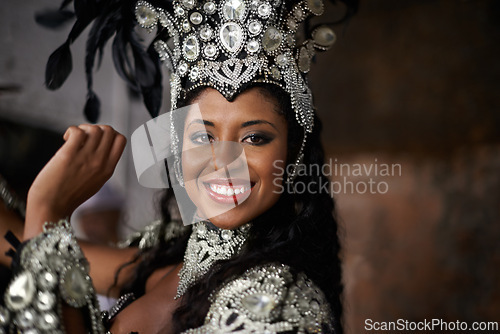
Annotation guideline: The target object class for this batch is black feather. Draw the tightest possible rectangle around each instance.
[73,0,98,21]
[45,40,72,90]
[112,26,137,87]
[60,0,73,10]
[141,44,163,118]
[84,91,101,123]
[35,9,75,29]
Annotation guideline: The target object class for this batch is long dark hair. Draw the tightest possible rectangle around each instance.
[120,84,344,333]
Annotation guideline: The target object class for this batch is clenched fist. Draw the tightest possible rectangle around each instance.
[24,124,126,239]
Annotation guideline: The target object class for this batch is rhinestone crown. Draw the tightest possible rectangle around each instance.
[135,0,337,133]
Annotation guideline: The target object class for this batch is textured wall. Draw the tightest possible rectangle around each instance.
[308,1,500,332]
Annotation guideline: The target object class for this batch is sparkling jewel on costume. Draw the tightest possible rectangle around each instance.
[220,22,244,53]
[5,272,36,311]
[2,220,104,333]
[222,0,246,20]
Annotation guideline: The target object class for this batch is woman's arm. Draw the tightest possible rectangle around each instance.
[3,124,128,333]
[24,124,126,239]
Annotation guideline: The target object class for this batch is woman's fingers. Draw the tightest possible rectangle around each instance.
[62,126,87,154]
[108,133,127,172]
[78,124,104,152]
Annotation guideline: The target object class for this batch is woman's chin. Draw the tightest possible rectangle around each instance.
[206,208,253,230]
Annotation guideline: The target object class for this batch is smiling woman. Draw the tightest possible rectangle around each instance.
[0,0,357,333]
[181,87,287,229]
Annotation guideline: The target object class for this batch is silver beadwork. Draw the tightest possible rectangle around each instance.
[176,221,251,298]
[181,264,334,333]
[3,220,104,333]
[135,0,338,139]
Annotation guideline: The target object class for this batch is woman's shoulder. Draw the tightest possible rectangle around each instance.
[184,262,334,333]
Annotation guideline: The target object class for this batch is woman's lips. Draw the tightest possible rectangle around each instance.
[202,179,253,205]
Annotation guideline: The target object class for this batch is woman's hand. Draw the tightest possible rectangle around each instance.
[24,124,126,239]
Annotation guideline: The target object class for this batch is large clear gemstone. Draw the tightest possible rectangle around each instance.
[39,312,59,330]
[203,1,216,14]
[38,271,57,290]
[276,53,288,67]
[220,22,244,53]
[197,223,207,236]
[307,0,324,15]
[36,291,56,311]
[16,309,35,328]
[181,0,196,9]
[207,233,219,245]
[62,266,89,304]
[175,6,186,17]
[262,26,282,52]
[6,271,35,310]
[204,44,217,58]
[182,19,191,32]
[189,66,200,80]
[136,4,157,27]
[242,293,276,316]
[178,61,189,76]
[257,3,272,18]
[183,35,200,61]
[313,26,336,48]
[222,0,246,20]
[199,26,213,41]
[221,229,233,240]
[190,12,203,25]
[247,39,260,53]
[248,21,262,35]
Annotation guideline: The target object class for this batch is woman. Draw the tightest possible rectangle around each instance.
[1,0,357,332]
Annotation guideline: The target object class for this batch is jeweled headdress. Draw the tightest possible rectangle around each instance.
[136,0,336,135]
[41,0,356,182]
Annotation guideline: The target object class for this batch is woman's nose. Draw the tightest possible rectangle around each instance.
[211,141,245,170]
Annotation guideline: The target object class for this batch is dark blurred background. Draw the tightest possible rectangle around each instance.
[0,0,499,332]
[308,0,500,332]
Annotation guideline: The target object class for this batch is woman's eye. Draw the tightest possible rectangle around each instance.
[243,134,271,145]
[191,133,213,144]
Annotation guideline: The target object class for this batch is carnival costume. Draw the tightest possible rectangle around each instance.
[1,0,352,332]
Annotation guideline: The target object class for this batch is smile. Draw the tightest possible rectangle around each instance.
[202,179,254,205]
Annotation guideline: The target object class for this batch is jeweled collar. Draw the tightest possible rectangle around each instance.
[176,220,251,298]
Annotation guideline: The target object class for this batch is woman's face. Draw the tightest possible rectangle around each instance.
[181,87,288,229]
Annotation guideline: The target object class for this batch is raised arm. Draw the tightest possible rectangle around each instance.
[2,124,130,333]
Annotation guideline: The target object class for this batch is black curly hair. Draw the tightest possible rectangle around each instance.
[119,83,344,333]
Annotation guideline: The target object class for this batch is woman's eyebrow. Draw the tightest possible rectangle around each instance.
[241,120,277,130]
[187,119,215,131]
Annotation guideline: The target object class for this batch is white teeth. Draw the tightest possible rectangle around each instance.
[209,184,248,196]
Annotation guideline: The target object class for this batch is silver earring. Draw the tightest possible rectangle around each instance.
[174,157,185,188]
[286,131,307,186]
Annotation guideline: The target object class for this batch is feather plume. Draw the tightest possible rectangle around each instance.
[84,91,101,123]
[45,40,72,90]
